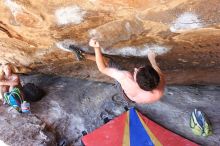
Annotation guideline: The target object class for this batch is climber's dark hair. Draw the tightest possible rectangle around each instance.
[136,65,160,91]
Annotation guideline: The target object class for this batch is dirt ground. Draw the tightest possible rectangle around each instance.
[19,74,220,146]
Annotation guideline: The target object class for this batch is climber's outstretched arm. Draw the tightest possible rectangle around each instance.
[148,51,165,91]
[89,39,127,81]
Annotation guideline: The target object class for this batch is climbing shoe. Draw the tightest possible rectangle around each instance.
[69,45,85,61]
[190,109,212,136]
[56,40,85,61]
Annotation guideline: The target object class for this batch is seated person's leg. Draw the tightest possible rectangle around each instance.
[0,88,3,101]
[0,86,9,101]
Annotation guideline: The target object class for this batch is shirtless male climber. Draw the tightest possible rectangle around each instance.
[66,39,165,104]
[0,64,21,102]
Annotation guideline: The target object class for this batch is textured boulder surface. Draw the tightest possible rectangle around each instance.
[0,105,56,146]
[0,0,220,85]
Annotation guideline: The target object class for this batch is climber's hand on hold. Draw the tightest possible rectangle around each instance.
[148,51,156,61]
[89,38,100,48]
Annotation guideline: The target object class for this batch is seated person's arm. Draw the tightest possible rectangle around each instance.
[0,75,20,86]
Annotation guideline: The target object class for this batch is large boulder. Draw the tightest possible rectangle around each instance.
[0,0,220,85]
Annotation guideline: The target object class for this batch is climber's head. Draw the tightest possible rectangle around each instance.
[134,65,160,91]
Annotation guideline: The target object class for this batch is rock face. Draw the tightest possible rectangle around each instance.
[0,106,56,146]
[0,0,220,84]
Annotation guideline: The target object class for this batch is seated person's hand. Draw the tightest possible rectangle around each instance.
[89,38,100,48]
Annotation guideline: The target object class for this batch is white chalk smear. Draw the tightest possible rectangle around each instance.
[56,40,171,57]
[89,29,102,40]
[56,39,76,52]
[178,58,188,62]
[125,22,132,33]
[48,101,86,133]
[170,12,203,32]
[55,5,86,25]
[103,44,171,57]
[4,0,22,15]
[56,39,89,52]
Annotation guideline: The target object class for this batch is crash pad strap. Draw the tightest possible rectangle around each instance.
[122,111,130,146]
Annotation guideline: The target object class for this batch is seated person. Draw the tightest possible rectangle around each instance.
[0,63,21,102]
